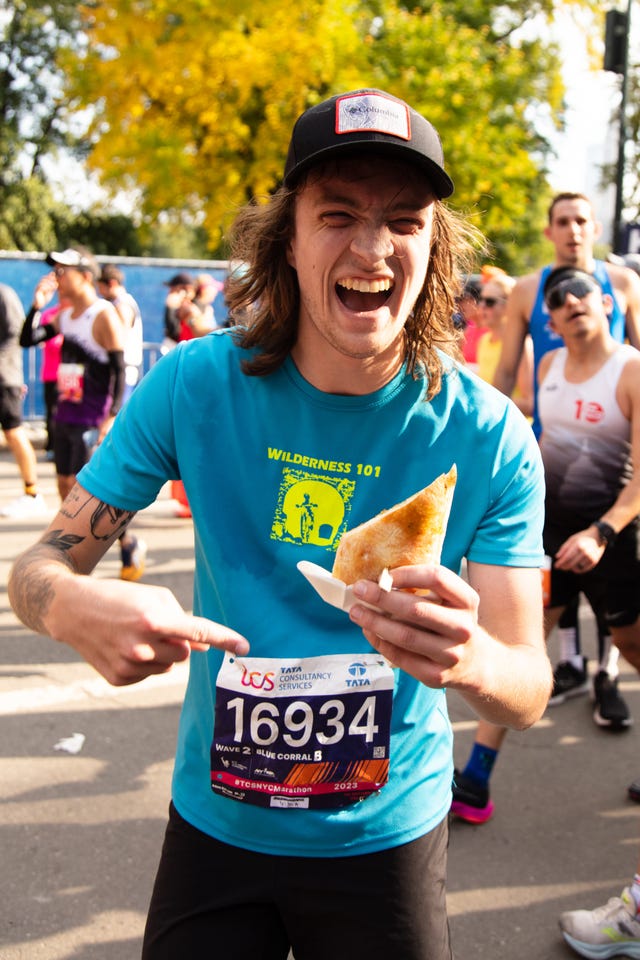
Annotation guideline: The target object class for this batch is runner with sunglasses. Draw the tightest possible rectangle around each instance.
[452,194,640,825]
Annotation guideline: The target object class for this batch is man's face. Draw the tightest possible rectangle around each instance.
[53,265,94,298]
[287,156,435,387]
[547,279,609,340]
[97,280,115,301]
[544,198,600,266]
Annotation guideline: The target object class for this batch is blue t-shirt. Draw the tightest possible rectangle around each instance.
[529,260,625,437]
[79,331,544,858]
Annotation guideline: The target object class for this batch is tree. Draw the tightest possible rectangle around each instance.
[0,1,84,186]
[0,2,141,255]
[0,178,69,251]
[66,0,608,271]
[0,0,604,270]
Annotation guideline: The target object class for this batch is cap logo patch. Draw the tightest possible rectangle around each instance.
[335,93,410,141]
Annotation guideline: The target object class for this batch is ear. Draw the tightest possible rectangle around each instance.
[543,224,552,243]
[286,238,297,270]
[602,292,614,315]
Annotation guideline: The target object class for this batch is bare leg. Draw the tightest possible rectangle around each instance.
[3,426,38,486]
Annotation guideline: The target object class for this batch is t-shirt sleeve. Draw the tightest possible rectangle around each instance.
[78,349,181,510]
[465,403,545,568]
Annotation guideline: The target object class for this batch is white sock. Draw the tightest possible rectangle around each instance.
[599,637,619,678]
[558,627,582,666]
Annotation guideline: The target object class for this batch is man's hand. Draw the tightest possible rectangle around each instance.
[348,562,551,730]
[33,273,58,310]
[348,564,484,691]
[554,528,605,574]
[45,576,249,687]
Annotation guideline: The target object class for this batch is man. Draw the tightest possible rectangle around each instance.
[518,266,640,959]
[97,264,144,404]
[498,196,640,717]
[19,247,146,581]
[8,90,551,960]
[0,282,47,519]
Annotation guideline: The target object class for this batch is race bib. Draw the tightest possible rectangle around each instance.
[57,363,85,403]
[211,652,394,809]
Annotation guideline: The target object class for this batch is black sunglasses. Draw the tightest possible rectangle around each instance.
[478,296,505,308]
[545,277,599,311]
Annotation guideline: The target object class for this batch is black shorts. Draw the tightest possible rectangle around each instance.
[0,386,24,431]
[54,421,91,477]
[545,518,640,629]
[142,802,452,960]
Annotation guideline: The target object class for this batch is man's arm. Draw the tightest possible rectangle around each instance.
[348,562,551,730]
[8,483,249,686]
[112,296,135,331]
[493,275,536,397]
[92,303,127,432]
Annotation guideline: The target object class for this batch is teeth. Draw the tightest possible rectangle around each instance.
[338,278,393,293]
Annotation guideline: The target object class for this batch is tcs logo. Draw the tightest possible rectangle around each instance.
[239,664,275,691]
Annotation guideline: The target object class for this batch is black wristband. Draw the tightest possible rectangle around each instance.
[594,521,616,547]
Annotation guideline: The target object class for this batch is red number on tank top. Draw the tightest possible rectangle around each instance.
[574,399,604,423]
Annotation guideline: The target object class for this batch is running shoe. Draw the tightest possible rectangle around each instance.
[450,769,495,824]
[593,671,632,730]
[0,493,47,519]
[559,887,640,958]
[548,657,589,705]
[120,536,147,582]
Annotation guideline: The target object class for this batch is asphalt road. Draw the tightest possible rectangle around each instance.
[1,437,639,959]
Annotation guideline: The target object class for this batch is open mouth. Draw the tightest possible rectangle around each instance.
[336,277,394,312]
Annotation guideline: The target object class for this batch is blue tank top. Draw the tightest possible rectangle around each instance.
[529,260,626,438]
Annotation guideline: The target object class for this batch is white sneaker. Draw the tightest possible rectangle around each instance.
[559,887,640,958]
[0,493,47,519]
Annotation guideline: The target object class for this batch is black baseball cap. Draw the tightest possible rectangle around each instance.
[283,89,454,198]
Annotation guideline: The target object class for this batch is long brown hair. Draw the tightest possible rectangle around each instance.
[226,165,482,399]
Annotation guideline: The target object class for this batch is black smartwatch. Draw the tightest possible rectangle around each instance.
[594,520,617,548]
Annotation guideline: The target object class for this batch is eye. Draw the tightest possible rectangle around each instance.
[321,210,354,226]
[390,218,421,235]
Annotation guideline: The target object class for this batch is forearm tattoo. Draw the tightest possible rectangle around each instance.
[61,486,136,541]
[8,541,76,636]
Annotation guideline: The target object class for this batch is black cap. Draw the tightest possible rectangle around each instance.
[164,272,195,287]
[283,89,454,198]
[46,247,100,280]
[543,266,601,305]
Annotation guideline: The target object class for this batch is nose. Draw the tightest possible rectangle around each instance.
[349,222,394,264]
[563,292,582,308]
